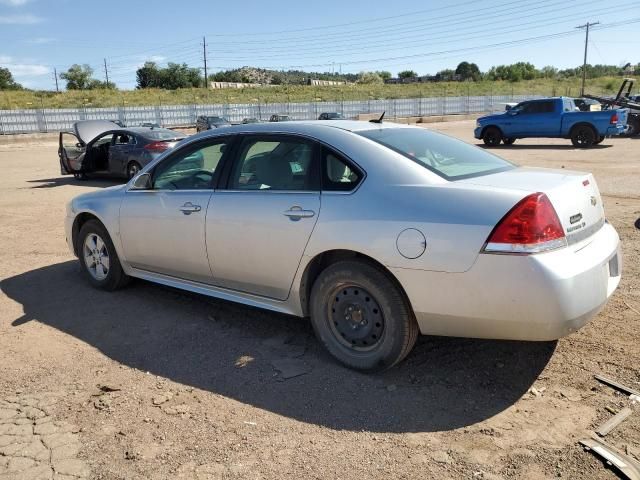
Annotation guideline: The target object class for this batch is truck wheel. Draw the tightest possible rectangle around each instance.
[503,137,516,145]
[571,125,596,148]
[594,136,605,145]
[482,127,502,147]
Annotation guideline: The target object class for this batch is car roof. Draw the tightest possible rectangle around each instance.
[193,119,412,138]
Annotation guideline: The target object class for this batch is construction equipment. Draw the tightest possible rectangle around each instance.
[584,78,640,136]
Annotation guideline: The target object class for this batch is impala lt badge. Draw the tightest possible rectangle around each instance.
[570,213,583,224]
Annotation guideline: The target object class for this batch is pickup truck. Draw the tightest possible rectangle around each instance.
[474,97,628,148]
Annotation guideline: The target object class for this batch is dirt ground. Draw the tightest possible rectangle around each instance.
[0,121,638,480]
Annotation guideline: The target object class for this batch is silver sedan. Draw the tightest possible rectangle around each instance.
[65,121,622,371]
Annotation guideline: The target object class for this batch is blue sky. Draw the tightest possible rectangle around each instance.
[0,0,638,90]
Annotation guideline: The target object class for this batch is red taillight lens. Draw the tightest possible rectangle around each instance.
[144,141,170,152]
[610,113,619,124]
[483,192,567,254]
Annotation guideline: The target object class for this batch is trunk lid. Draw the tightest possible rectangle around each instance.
[459,167,605,245]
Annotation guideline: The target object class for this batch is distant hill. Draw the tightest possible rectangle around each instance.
[209,67,358,85]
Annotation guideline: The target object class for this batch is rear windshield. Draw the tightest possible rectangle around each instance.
[207,117,228,123]
[141,129,185,141]
[358,128,515,180]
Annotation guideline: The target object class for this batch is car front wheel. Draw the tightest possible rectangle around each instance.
[482,127,502,147]
[77,220,130,291]
[310,260,418,371]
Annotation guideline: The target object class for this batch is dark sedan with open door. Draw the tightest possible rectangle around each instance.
[59,120,186,180]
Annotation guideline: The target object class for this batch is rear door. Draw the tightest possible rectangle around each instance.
[58,131,85,174]
[206,134,321,300]
[109,132,135,176]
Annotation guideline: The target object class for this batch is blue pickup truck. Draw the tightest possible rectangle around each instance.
[474,97,628,148]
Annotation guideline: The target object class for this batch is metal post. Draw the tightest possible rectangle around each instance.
[202,36,208,89]
[576,21,599,96]
[103,58,110,89]
[53,68,59,93]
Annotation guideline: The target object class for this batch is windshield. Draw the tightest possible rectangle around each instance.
[142,129,185,141]
[359,128,515,180]
[208,116,229,124]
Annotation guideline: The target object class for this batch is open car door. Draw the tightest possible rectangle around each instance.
[58,131,86,175]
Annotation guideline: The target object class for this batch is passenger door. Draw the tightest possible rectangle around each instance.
[58,132,85,174]
[206,135,320,300]
[119,138,231,283]
[511,100,558,136]
[109,132,135,176]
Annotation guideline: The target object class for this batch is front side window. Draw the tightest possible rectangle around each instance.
[359,128,514,181]
[229,137,318,191]
[153,140,228,190]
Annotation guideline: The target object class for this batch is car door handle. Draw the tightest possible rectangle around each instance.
[283,206,315,220]
[179,202,202,215]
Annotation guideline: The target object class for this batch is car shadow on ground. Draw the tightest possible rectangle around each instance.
[477,144,613,150]
[26,177,123,189]
[1,261,556,433]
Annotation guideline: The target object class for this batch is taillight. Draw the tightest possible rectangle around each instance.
[144,141,170,152]
[610,113,619,124]
[483,192,567,254]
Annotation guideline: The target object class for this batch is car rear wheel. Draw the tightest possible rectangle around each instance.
[482,127,502,147]
[503,137,516,145]
[594,135,605,145]
[126,161,142,179]
[626,117,639,137]
[571,125,596,148]
[77,220,130,291]
[309,260,418,371]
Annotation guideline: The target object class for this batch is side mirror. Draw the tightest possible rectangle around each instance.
[130,172,152,190]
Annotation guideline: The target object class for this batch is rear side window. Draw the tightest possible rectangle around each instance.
[359,128,514,181]
[229,137,319,191]
[322,147,361,191]
[142,129,184,141]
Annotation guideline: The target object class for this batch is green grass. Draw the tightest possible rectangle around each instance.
[0,77,630,110]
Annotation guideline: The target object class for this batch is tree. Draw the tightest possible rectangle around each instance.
[540,66,558,79]
[60,64,95,90]
[137,62,202,89]
[435,69,456,81]
[455,61,481,81]
[398,70,418,79]
[136,62,162,89]
[356,71,383,84]
[0,67,22,90]
[376,71,392,81]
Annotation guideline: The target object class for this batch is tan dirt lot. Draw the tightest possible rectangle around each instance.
[0,121,639,480]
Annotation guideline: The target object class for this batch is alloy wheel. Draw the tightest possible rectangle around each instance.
[83,233,110,281]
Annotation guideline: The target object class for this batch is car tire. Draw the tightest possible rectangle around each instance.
[482,127,502,147]
[126,161,142,180]
[309,260,418,372]
[503,137,516,145]
[594,135,605,145]
[73,172,87,181]
[571,125,596,148]
[626,117,639,137]
[77,220,130,291]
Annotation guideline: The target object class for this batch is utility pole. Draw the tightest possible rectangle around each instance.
[202,36,208,89]
[103,58,110,89]
[576,21,599,96]
[53,67,59,93]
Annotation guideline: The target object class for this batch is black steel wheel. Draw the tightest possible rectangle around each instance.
[310,260,418,371]
[329,285,385,351]
[503,137,516,145]
[482,127,502,147]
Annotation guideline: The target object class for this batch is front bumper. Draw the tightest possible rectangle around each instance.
[473,127,483,139]
[65,214,76,256]
[392,222,621,341]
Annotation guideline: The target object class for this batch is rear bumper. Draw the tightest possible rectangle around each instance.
[392,222,621,341]
[606,125,626,136]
